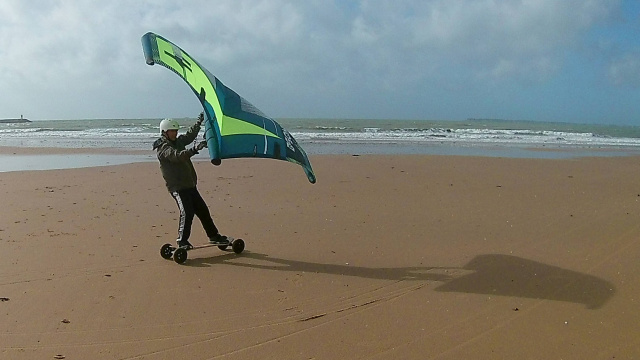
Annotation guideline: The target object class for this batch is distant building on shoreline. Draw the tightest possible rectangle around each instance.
[0,115,30,123]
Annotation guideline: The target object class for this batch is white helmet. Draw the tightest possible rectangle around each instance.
[159,118,180,133]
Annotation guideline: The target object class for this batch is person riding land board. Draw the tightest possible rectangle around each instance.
[153,113,229,249]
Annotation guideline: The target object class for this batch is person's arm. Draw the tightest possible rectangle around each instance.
[177,113,204,146]
[157,142,198,162]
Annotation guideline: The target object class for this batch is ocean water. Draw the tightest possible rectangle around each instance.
[2,118,640,149]
[1,118,640,171]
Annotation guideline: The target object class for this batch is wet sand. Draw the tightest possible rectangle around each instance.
[1,154,639,359]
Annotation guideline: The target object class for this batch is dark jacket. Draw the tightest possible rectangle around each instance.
[153,123,202,193]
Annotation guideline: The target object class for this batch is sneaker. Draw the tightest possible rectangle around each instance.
[177,240,193,250]
[208,234,230,246]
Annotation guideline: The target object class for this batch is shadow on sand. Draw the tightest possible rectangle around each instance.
[433,254,614,310]
[188,252,614,309]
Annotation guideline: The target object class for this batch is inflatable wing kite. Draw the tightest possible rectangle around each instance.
[141,32,316,184]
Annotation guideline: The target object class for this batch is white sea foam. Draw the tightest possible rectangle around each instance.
[294,128,640,147]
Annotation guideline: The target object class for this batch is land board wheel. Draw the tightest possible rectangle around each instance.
[232,239,245,254]
[173,248,188,264]
[218,244,229,251]
[160,244,174,260]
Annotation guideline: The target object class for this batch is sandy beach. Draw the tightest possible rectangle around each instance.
[1,153,639,359]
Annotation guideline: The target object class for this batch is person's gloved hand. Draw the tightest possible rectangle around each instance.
[196,112,204,126]
[196,140,207,151]
[190,140,207,155]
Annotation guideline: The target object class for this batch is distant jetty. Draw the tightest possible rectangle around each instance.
[0,115,31,123]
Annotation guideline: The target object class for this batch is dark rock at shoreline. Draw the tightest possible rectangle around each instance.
[0,118,31,123]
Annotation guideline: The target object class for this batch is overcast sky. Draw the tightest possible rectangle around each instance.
[1,0,639,125]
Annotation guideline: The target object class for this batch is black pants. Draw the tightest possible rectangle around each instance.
[171,187,218,242]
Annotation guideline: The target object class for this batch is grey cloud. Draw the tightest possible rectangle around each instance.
[0,0,630,122]
[608,53,640,87]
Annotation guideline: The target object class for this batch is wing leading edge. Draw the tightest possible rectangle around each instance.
[141,32,316,184]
